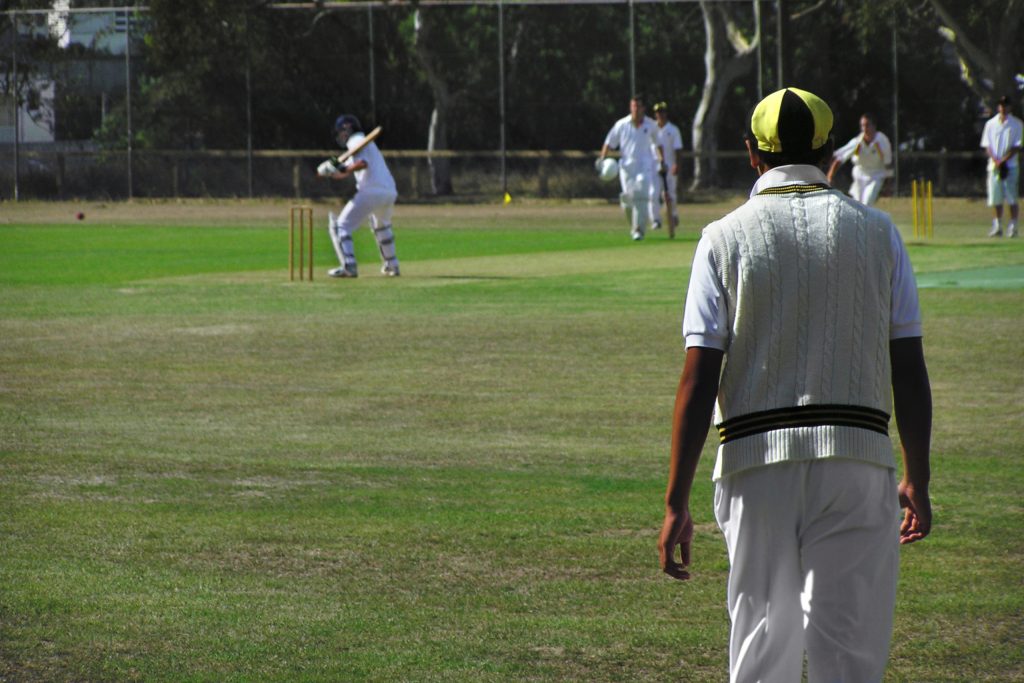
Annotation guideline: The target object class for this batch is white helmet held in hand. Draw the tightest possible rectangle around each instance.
[597,158,619,182]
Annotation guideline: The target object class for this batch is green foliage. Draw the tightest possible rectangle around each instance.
[4,1,1018,164]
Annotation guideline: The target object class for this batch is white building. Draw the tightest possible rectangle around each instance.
[1,3,133,145]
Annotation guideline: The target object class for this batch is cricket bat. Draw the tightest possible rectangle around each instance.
[660,169,677,239]
[337,126,383,164]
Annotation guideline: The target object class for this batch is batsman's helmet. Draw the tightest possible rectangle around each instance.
[334,114,362,135]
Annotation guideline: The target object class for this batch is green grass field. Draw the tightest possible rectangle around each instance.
[1,196,1022,682]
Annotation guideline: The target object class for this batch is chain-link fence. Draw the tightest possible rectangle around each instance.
[0,2,1007,202]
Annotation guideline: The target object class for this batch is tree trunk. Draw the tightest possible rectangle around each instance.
[691,1,758,191]
[413,9,453,196]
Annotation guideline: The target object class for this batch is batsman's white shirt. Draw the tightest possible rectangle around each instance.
[834,131,892,174]
[980,113,1024,170]
[604,115,659,175]
[345,133,397,194]
[656,121,684,169]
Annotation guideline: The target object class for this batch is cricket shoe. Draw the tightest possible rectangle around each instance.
[652,219,662,231]
[988,224,1003,237]
[631,230,645,241]
[1009,224,1019,238]
[328,265,358,278]
[381,263,401,277]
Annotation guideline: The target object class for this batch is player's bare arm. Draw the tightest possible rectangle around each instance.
[826,156,842,183]
[659,347,724,580]
[890,337,932,544]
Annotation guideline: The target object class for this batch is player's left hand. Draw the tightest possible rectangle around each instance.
[659,506,694,580]
[898,478,931,544]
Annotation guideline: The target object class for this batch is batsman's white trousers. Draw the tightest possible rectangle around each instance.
[714,458,899,683]
[849,166,888,206]
[653,172,679,223]
[336,188,397,235]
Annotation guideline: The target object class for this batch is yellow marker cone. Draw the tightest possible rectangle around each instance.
[503,192,512,205]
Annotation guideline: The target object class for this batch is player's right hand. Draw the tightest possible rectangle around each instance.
[659,506,694,580]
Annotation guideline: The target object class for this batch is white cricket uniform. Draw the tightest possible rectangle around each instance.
[604,115,660,235]
[980,112,1023,206]
[331,132,400,272]
[654,121,684,221]
[833,131,892,206]
[682,164,922,683]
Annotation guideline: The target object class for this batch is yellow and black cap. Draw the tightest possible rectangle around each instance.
[750,87,833,154]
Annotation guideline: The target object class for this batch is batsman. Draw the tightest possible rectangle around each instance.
[317,115,401,278]
[652,101,683,237]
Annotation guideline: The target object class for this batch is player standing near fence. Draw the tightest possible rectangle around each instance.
[317,115,401,277]
[658,87,932,683]
[598,94,663,241]
[826,113,893,206]
[981,95,1023,238]
[651,101,683,234]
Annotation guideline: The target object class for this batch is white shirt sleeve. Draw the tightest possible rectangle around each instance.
[604,121,620,149]
[879,133,893,166]
[889,224,923,339]
[682,234,730,350]
[834,135,860,163]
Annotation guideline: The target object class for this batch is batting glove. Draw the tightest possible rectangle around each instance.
[317,160,339,177]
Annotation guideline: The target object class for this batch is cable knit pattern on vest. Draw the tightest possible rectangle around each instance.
[705,188,896,479]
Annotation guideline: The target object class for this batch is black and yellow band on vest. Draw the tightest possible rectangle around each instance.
[717,404,890,444]
[756,182,831,196]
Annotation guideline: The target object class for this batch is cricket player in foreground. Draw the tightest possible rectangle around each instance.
[826,112,893,206]
[598,94,662,241]
[658,87,932,682]
[317,115,401,277]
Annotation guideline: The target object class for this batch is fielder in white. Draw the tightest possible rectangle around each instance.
[659,88,932,683]
[652,101,684,232]
[598,94,662,241]
[980,95,1023,238]
[317,114,401,278]
[826,113,893,206]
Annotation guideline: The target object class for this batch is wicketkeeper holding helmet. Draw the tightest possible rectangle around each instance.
[318,114,401,278]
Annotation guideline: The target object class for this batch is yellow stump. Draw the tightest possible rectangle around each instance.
[910,179,933,239]
[926,180,934,238]
[289,206,314,281]
[911,180,919,238]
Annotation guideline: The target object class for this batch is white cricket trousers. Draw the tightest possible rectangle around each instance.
[618,167,653,233]
[849,166,887,206]
[714,458,900,683]
[331,189,399,269]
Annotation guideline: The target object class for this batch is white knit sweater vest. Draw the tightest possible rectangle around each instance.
[705,188,896,480]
